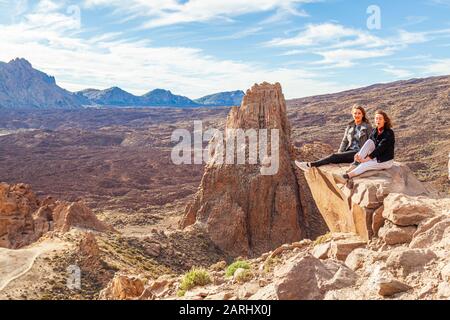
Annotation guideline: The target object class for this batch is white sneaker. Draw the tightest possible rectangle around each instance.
[332,173,348,185]
[295,161,311,172]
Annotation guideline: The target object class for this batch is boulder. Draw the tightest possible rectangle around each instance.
[382,193,450,227]
[303,163,428,241]
[312,242,331,259]
[377,277,412,297]
[441,262,450,282]
[99,273,145,300]
[273,254,333,300]
[409,215,450,249]
[345,248,373,271]
[386,248,437,276]
[378,221,416,245]
[437,282,450,299]
[329,238,366,261]
[52,201,113,233]
[180,83,307,256]
[261,253,357,300]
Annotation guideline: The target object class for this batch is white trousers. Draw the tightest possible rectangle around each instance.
[349,139,394,177]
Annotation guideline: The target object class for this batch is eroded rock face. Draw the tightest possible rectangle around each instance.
[52,201,112,233]
[0,183,40,248]
[0,182,113,249]
[181,83,306,257]
[303,162,428,241]
[99,273,145,300]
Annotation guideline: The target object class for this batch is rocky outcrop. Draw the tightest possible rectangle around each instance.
[0,182,113,249]
[303,162,429,241]
[52,201,112,233]
[180,82,307,257]
[0,183,41,248]
[99,273,145,300]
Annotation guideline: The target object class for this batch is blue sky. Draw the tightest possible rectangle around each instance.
[1,0,450,98]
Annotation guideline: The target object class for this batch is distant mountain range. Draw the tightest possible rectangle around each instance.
[0,58,81,109]
[0,58,244,109]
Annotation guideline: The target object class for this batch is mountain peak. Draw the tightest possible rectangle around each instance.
[9,58,32,69]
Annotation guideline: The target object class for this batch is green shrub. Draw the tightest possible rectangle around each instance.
[177,268,212,296]
[263,256,281,273]
[235,269,253,283]
[225,260,251,277]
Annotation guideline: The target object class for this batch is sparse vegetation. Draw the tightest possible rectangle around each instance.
[263,256,281,273]
[313,232,332,246]
[225,260,251,277]
[210,260,227,271]
[177,267,212,296]
[234,269,253,283]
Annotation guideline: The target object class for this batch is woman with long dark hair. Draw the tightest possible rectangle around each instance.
[296,104,372,170]
[334,110,395,183]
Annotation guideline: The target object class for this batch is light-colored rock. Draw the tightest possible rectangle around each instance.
[378,221,416,245]
[273,254,333,300]
[180,82,307,256]
[237,281,260,299]
[410,216,450,249]
[248,283,277,300]
[382,193,450,226]
[204,291,233,300]
[329,238,366,261]
[441,263,450,282]
[99,273,145,300]
[304,163,427,241]
[321,266,358,291]
[372,205,385,237]
[437,282,450,299]
[377,277,412,297]
[266,253,358,300]
[312,242,331,259]
[386,248,437,276]
[345,248,373,271]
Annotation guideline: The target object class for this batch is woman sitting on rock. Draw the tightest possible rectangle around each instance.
[334,110,395,184]
[296,104,372,170]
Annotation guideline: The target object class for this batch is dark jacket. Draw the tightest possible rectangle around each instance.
[368,127,395,163]
[338,120,372,153]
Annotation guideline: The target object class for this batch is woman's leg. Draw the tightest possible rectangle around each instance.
[311,150,357,167]
[356,139,376,159]
[348,159,394,177]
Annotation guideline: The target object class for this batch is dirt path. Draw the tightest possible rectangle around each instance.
[0,239,67,292]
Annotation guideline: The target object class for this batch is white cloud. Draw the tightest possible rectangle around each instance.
[314,48,395,67]
[382,66,414,79]
[265,22,450,68]
[267,23,387,48]
[423,59,450,75]
[0,0,348,99]
[82,0,316,28]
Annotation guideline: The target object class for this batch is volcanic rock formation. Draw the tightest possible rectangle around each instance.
[0,182,113,249]
[180,82,307,257]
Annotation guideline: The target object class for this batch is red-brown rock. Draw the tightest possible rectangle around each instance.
[180,82,306,257]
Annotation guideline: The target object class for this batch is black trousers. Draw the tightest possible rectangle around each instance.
[311,150,357,167]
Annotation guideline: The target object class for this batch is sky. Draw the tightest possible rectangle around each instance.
[0,0,450,99]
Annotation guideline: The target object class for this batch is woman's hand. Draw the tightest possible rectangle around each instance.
[360,157,371,163]
[354,154,361,162]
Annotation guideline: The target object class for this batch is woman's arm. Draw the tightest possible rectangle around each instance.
[338,126,349,153]
[368,130,395,160]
